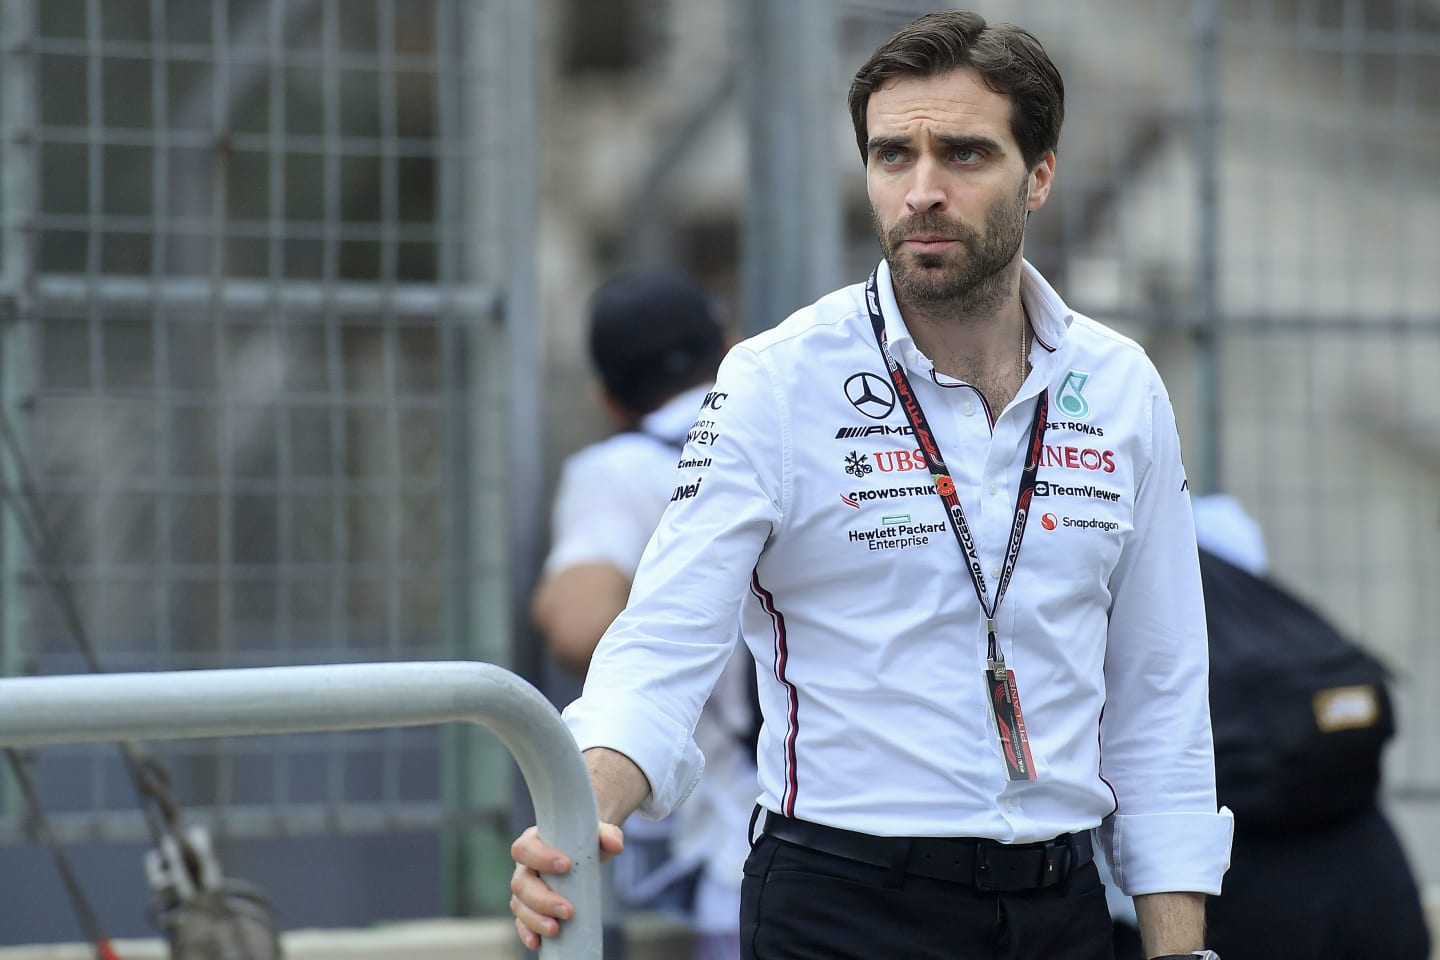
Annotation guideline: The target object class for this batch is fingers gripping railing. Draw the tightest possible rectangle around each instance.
[0,661,603,960]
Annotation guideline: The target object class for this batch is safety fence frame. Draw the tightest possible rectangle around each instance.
[0,660,601,959]
[0,0,542,928]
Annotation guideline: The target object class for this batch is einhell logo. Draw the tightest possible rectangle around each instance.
[1041,513,1058,530]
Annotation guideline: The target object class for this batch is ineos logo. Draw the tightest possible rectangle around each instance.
[844,372,896,420]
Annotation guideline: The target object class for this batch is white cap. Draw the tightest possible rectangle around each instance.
[1192,493,1268,575]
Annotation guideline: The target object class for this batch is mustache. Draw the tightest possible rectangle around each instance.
[885,214,977,246]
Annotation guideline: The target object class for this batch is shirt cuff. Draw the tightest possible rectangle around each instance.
[1099,806,1235,895]
[562,695,704,820]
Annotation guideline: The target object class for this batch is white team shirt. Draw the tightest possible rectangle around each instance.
[564,260,1234,897]
[544,384,756,897]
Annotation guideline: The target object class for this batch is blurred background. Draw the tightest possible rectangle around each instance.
[0,0,1435,952]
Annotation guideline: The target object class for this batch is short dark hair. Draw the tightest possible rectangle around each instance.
[847,10,1065,170]
[587,268,726,416]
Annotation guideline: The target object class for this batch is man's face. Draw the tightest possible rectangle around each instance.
[864,68,1054,304]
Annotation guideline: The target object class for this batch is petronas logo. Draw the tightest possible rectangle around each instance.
[1057,371,1091,419]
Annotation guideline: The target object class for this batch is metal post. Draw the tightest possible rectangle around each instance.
[0,660,604,960]
[741,0,844,335]
[445,0,543,917]
[0,0,38,682]
[1192,0,1222,494]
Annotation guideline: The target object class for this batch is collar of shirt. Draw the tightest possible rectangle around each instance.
[639,382,713,445]
[873,258,1075,381]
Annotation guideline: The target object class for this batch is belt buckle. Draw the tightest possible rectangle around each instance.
[974,841,1034,892]
[973,839,1068,892]
[1038,839,1068,887]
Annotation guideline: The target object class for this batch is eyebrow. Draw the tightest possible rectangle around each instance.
[866,133,1005,156]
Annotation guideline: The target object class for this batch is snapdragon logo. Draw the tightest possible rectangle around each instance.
[1038,512,1119,533]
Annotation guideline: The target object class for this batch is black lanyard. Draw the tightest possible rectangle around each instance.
[864,270,1049,664]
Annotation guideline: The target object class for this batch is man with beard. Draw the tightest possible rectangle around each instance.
[510,11,1231,960]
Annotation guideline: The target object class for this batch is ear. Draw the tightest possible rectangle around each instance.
[1026,151,1056,212]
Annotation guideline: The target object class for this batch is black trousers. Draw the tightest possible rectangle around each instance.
[740,833,1114,960]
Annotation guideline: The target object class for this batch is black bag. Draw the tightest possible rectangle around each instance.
[1199,549,1394,833]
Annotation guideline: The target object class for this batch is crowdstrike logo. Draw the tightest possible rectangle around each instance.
[840,484,938,508]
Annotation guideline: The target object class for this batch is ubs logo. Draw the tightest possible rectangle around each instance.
[844,372,896,420]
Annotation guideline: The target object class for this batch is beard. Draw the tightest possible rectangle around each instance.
[873,175,1030,312]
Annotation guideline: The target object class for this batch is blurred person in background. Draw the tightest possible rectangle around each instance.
[513,11,1231,959]
[1105,494,1432,960]
[531,267,754,960]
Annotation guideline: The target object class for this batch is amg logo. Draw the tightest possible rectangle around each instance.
[834,425,915,439]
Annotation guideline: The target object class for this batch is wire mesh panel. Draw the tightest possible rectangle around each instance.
[822,0,1440,862]
[0,0,535,939]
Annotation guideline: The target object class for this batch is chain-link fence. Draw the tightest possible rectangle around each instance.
[0,0,537,941]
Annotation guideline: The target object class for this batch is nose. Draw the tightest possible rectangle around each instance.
[905,155,947,214]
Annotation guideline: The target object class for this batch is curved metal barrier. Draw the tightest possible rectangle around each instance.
[0,661,602,959]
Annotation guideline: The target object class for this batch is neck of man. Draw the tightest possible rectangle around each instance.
[894,254,1027,389]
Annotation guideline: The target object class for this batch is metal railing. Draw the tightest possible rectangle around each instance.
[0,661,602,959]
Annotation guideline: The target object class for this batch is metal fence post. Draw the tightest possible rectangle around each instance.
[0,661,604,959]
[741,0,844,335]
[0,0,38,682]
[1192,0,1223,494]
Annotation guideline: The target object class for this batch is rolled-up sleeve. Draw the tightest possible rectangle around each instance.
[1099,376,1234,895]
[563,344,785,819]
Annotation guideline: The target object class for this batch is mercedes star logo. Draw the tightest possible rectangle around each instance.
[844,372,896,420]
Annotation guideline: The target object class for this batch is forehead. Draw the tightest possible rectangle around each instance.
[865,67,1014,143]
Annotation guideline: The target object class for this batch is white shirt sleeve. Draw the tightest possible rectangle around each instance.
[1098,375,1234,896]
[542,438,676,577]
[563,345,785,818]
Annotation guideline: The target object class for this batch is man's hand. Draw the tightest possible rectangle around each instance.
[509,821,625,951]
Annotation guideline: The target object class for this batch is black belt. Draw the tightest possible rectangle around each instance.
[760,812,1093,892]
